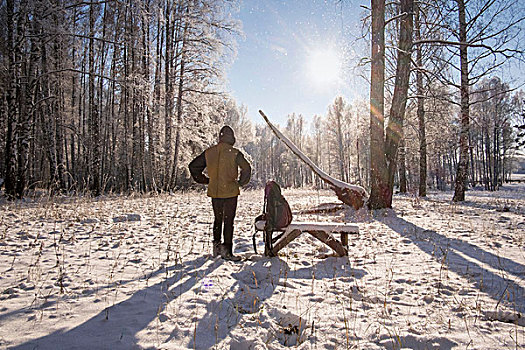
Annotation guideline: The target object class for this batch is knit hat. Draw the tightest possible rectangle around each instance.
[219,125,236,145]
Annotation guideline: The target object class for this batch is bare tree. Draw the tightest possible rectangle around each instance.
[327,96,351,183]
[368,0,414,209]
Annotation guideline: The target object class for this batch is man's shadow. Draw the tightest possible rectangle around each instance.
[380,212,525,313]
[12,256,224,350]
[187,256,366,349]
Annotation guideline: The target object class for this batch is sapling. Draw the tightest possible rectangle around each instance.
[336,295,351,349]
[1,219,8,240]
[437,247,449,294]
[311,269,315,294]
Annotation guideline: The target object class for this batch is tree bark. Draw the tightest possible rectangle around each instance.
[12,0,31,198]
[4,0,18,199]
[367,0,388,209]
[163,0,174,190]
[334,99,347,183]
[151,7,164,192]
[384,0,414,206]
[398,137,407,193]
[40,34,60,193]
[142,0,153,191]
[415,4,427,197]
[452,0,470,202]
[53,4,67,191]
[171,5,189,189]
[88,2,101,195]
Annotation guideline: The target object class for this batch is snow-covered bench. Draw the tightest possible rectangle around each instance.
[255,220,359,257]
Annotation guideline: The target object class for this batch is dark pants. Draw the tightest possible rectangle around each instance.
[212,197,238,253]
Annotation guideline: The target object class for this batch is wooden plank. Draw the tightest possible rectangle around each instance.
[255,220,360,235]
[307,230,348,257]
[270,229,303,256]
[287,222,359,234]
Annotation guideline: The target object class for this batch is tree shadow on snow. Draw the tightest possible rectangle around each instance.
[379,333,457,350]
[450,198,523,216]
[0,262,185,326]
[11,256,224,350]
[379,212,525,313]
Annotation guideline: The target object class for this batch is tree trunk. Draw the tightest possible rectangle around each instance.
[398,137,407,193]
[89,3,101,195]
[142,0,153,191]
[493,121,499,189]
[356,136,362,186]
[452,0,470,202]
[52,7,66,191]
[13,0,32,198]
[468,131,476,187]
[39,24,61,193]
[384,0,414,206]
[367,0,388,209]
[151,8,164,192]
[415,4,427,197]
[164,0,174,190]
[15,60,30,198]
[4,0,18,199]
[171,8,189,189]
[335,103,346,183]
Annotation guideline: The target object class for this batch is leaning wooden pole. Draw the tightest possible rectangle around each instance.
[259,110,368,209]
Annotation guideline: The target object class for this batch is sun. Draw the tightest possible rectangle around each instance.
[306,49,342,86]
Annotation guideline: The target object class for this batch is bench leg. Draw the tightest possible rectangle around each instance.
[307,230,348,257]
[270,229,303,256]
[341,233,348,247]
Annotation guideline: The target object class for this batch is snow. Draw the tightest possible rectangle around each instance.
[1,184,524,349]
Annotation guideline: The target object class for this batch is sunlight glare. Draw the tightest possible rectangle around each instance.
[307,49,342,86]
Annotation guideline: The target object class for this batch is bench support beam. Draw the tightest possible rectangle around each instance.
[271,229,303,256]
[270,229,348,257]
[307,230,348,257]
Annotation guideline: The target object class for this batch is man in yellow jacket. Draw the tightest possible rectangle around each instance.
[189,126,251,261]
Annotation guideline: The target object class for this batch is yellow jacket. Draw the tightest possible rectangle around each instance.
[189,142,251,198]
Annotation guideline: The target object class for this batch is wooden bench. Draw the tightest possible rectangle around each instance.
[255,221,359,257]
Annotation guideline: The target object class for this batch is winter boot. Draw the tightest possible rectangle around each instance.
[213,242,225,258]
[221,245,241,262]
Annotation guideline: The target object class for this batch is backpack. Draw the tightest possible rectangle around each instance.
[253,181,293,256]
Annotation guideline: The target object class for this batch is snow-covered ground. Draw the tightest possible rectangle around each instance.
[0,184,524,349]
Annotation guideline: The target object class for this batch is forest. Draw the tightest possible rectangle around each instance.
[0,0,524,205]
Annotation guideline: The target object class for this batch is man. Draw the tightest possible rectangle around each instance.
[189,126,251,261]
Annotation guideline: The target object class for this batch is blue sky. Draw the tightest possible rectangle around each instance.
[226,0,367,126]
[226,0,525,127]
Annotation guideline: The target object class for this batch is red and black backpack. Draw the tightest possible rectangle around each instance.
[253,181,292,255]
